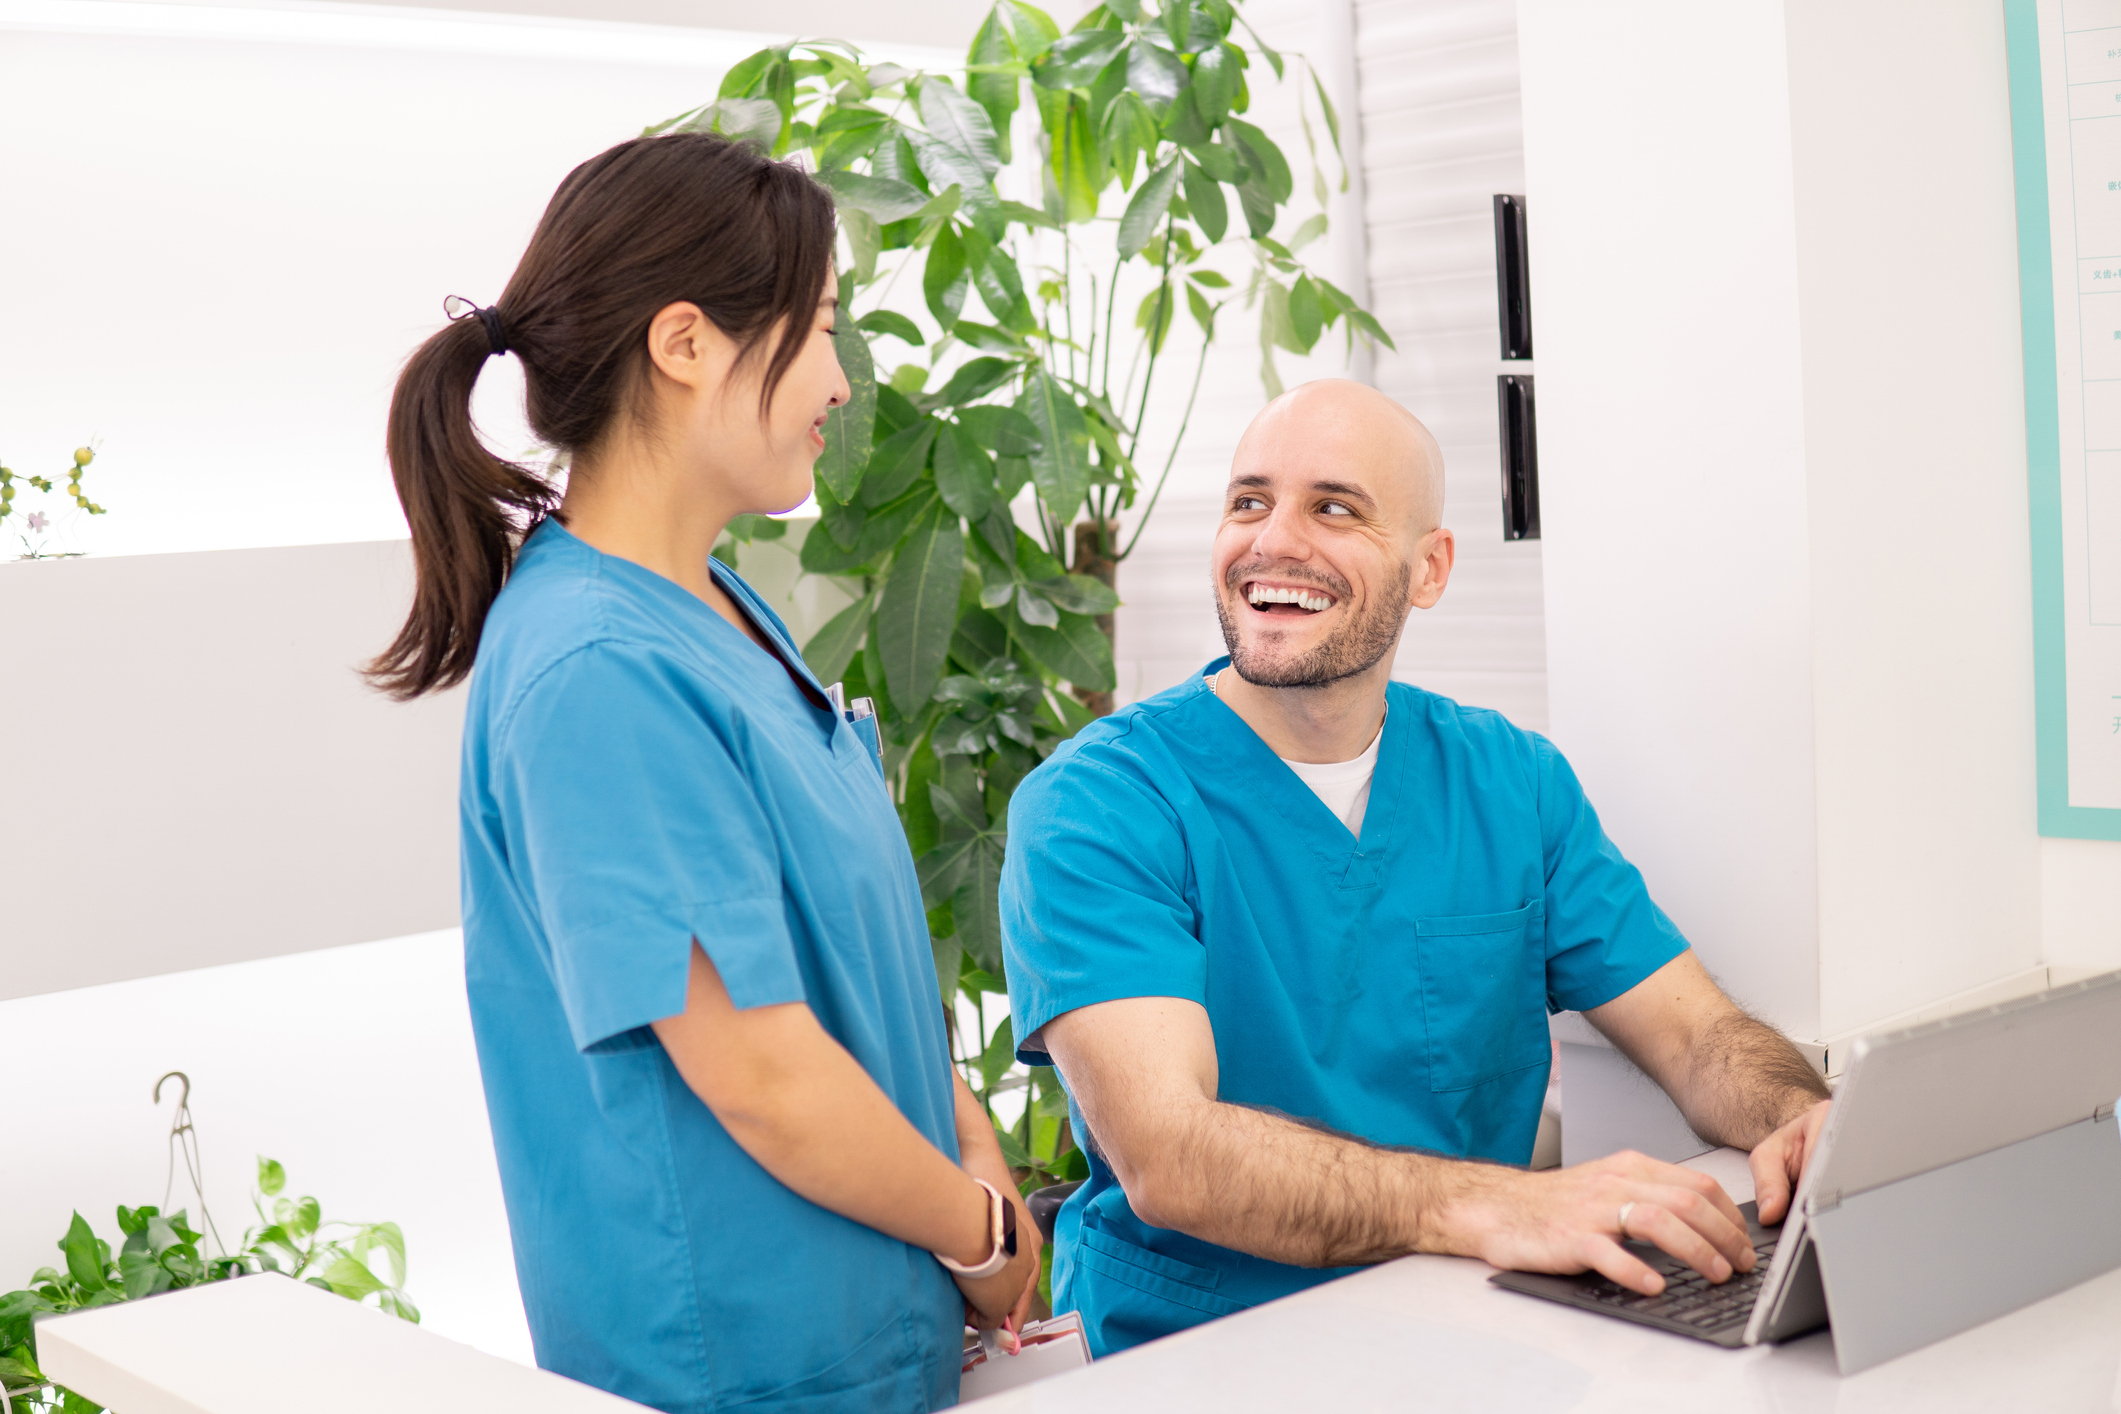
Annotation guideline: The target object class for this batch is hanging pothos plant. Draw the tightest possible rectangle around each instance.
[656,0,1391,1212]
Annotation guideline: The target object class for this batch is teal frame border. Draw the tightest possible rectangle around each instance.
[2005,0,2121,839]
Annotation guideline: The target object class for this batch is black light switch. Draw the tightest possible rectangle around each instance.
[1497,374,1539,541]
[1493,194,1533,360]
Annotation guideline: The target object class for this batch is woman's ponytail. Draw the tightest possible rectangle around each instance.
[363,132,835,700]
[365,312,557,699]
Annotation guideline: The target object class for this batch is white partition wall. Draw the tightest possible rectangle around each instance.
[0,542,461,999]
[1517,0,2120,1048]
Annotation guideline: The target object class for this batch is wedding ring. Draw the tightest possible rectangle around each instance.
[1617,1201,1637,1238]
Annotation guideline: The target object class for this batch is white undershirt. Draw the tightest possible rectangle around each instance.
[1279,727,1383,837]
[1207,668,1385,836]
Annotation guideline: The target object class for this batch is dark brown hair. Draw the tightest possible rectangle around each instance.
[367,133,837,699]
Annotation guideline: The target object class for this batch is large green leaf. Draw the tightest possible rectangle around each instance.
[1125,38,1190,108]
[1034,572,1120,616]
[921,78,1004,179]
[815,105,891,169]
[1181,158,1228,243]
[853,485,940,561]
[1032,29,1126,88]
[878,507,966,715]
[967,9,1020,163]
[903,739,943,856]
[999,0,1060,59]
[1159,85,1212,146]
[1010,606,1117,690]
[1238,176,1276,238]
[62,1213,106,1293]
[952,606,1011,668]
[1224,118,1293,203]
[958,404,1043,456]
[910,133,996,221]
[1017,371,1092,524]
[856,310,925,347]
[1161,0,1192,51]
[963,230,1033,330]
[975,1012,1015,1090]
[816,327,876,501]
[1191,41,1242,124]
[1118,156,1184,259]
[320,1255,387,1302]
[1189,137,1247,183]
[1101,91,1161,190]
[917,833,977,906]
[812,168,931,225]
[1015,584,1060,628]
[924,223,969,330]
[1041,90,1101,224]
[932,356,1021,407]
[934,421,997,521]
[1288,274,1324,351]
[861,420,938,507]
[802,589,874,684]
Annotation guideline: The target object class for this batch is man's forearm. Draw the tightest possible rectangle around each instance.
[1125,1097,1502,1268]
[1665,1012,1828,1150]
[1587,953,1830,1154]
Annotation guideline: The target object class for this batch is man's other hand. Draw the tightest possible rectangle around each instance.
[1749,1098,1831,1225]
[1457,1151,1757,1296]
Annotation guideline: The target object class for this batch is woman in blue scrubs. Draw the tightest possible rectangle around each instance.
[366,134,1040,1413]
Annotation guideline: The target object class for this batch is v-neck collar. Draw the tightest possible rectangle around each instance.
[1189,658,1407,885]
[536,519,841,739]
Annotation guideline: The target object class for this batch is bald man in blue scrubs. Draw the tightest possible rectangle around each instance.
[999,381,1834,1356]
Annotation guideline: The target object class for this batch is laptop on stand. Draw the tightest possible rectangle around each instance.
[1491,969,2121,1373]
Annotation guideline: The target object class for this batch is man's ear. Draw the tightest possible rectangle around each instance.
[1409,526,1455,610]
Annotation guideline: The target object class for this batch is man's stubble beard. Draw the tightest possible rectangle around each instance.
[1214,556,1411,689]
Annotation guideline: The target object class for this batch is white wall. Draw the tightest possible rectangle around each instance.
[1517,0,1821,1036]
[0,541,461,999]
[1517,0,2121,1040]
[1783,0,2047,1034]
[0,1,946,561]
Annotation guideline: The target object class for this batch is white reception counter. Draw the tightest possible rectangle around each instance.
[963,1148,2121,1412]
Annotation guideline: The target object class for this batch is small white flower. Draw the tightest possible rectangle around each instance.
[25,512,49,533]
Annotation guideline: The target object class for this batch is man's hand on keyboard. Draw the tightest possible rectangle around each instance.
[1446,1150,1757,1297]
[1749,1098,1832,1225]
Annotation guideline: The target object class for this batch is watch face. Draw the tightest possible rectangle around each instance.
[1002,1193,1018,1256]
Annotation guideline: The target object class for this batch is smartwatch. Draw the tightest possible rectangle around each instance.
[936,1178,1019,1279]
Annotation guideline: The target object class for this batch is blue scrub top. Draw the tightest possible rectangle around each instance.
[1000,664,1688,1356]
[460,520,963,1414]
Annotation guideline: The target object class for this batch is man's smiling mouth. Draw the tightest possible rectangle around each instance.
[1245,581,1337,615]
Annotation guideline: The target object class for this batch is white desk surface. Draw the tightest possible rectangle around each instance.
[968,1148,2121,1412]
[36,1270,651,1414]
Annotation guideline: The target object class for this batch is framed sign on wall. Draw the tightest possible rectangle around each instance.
[2007,0,2121,839]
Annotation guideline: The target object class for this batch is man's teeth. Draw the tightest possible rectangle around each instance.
[1247,585,1333,612]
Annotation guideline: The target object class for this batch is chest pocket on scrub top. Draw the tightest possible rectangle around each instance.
[1413,901,1548,1092]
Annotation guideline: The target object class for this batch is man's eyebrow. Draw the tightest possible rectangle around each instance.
[1308,480,1377,508]
[1225,474,1379,510]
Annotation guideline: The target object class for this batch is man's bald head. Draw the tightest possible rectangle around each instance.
[1211,380,1455,693]
[1233,380,1445,540]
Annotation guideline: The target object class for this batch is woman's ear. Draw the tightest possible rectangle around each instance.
[644,301,740,393]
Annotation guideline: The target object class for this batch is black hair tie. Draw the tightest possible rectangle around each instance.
[442,294,510,358]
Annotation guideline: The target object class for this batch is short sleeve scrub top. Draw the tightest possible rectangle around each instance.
[460,520,963,1414]
[1000,667,1690,1356]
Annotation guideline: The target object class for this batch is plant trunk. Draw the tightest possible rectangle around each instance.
[1070,519,1120,716]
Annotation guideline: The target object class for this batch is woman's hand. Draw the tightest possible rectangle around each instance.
[951,1077,1044,1349]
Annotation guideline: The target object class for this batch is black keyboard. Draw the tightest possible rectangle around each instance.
[1574,1231,1778,1335]
[1488,1200,1781,1347]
